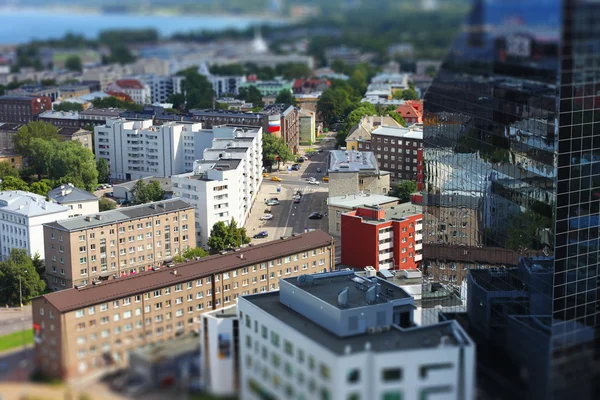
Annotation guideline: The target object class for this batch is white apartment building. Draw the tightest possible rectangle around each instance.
[199,305,240,397]
[0,191,70,260]
[95,118,212,180]
[105,79,151,105]
[239,270,476,400]
[47,184,99,218]
[172,126,262,246]
[136,74,185,104]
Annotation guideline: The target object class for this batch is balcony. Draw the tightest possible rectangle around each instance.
[379,241,393,251]
[379,252,393,261]
[415,243,422,251]
[379,231,393,240]
[415,254,422,262]
[415,233,422,241]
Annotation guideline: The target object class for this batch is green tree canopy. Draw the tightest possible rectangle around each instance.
[237,86,264,108]
[402,87,419,100]
[0,249,46,306]
[53,102,84,112]
[99,197,117,212]
[13,121,63,159]
[207,218,250,252]
[275,89,296,106]
[130,179,165,205]
[96,158,110,184]
[29,181,51,196]
[64,55,82,72]
[0,161,19,179]
[390,181,418,202]
[262,133,293,170]
[177,67,215,110]
[317,87,353,128]
[387,110,406,127]
[91,96,143,111]
[182,247,210,260]
[1,176,29,191]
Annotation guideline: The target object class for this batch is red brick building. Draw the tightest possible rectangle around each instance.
[341,203,422,271]
[0,95,52,123]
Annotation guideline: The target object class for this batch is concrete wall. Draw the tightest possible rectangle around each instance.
[329,172,360,198]
[361,174,390,195]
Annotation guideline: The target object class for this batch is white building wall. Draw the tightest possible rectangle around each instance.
[200,310,237,397]
[239,298,475,400]
[60,199,99,218]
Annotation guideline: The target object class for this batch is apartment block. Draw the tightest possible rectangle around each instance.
[47,184,99,218]
[239,270,475,400]
[327,150,391,198]
[341,202,422,271]
[43,198,195,291]
[136,74,184,104]
[172,126,262,246]
[31,230,335,380]
[0,190,70,260]
[0,95,52,123]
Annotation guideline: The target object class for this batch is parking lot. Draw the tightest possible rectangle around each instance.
[245,141,333,242]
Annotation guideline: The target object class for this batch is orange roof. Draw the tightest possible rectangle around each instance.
[396,101,423,122]
[115,79,145,89]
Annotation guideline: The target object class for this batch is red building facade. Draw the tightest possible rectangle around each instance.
[0,95,52,123]
[341,204,422,271]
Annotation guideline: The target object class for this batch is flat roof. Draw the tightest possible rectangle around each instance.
[246,292,468,354]
[39,230,334,313]
[285,273,411,310]
[38,111,80,120]
[371,125,423,140]
[328,150,378,173]
[44,198,192,232]
[328,193,399,209]
[113,177,172,192]
[131,334,199,362]
[355,202,422,224]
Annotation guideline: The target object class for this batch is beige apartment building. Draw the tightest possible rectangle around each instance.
[43,199,195,291]
[32,230,335,380]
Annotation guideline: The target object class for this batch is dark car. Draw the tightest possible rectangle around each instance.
[297,157,305,163]
[318,149,323,153]
[309,212,323,220]
[291,164,301,170]
[253,231,269,239]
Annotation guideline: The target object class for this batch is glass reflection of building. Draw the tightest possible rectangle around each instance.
[422,1,600,399]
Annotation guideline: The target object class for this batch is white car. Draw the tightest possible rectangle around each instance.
[261,214,274,220]
[308,180,320,185]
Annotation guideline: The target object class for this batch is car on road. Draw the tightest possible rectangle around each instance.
[318,149,323,153]
[253,231,269,239]
[323,176,329,182]
[265,199,280,206]
[297,157,306,162]
[316,168,322,173]
[260,214,273,220]
[262,173,269,177]
[309,212,323,220]
[308,180,320,185]
[293,197,301,203]
[271,176,282,182]
[306,177,316,182]
[295,191,303,197]
[291,164,301,170]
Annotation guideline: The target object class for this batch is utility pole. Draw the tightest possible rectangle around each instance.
[19,269,27,308]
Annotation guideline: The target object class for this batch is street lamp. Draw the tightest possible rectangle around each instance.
[19,269,27,308]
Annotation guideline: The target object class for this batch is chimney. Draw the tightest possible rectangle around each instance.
[85,216,92,222]
[172,270,178,276]
[239,254,244,259]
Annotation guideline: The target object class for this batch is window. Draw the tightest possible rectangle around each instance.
[348,369,360,383]
[75,310,84,318]
[284,340,293,356]
[382,368,403,382]
[381,392,403,400]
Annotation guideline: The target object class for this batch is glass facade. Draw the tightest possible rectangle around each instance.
[422,0,599,398]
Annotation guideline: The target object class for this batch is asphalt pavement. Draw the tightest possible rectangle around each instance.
[0,306,31,337]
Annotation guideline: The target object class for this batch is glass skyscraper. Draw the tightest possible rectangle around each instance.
[422,0,599,398]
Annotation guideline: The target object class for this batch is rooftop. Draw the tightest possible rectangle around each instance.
[353,202,422,225]
[115,79,146,89]
[372,125,423,140]
[48,184,97,204]
[246,291,470,355]
[38,230,334,313]
[469,268,526,293]
[44,198,191,232]
[285,272,412,310]
[328,150,379,173]
[113,177,172,193]
[37,110,80,120]
[0,94,45,101]
[80,108,123,117]
[131,334,200,363]
[189,109,265,120]
[328,193,400,209]
[0,190,68,217]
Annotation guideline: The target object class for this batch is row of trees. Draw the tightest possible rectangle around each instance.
[262,133,293,171]
[0,249,46,306]
[209,62,312,81]
[91,96,143,112]
[168,68,214,111]
[53,101,84,112]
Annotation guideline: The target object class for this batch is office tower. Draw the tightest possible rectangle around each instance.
[422,0,599,398]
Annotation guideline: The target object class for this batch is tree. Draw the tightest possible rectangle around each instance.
[387,111,406,127]
[99,197,117,211]
[177,68,215,110]
[237,86,264,108]
[0,249,46,306]
[390,181,418,202]
[167,93,186,111]
[182,247,209,259]
[402,87,419,100]
[336,103,377,147]
[50,141,98,192]
[207,218,250,252]
[1,176,29,191]
[53,102,84,112]
[425,65,438,77]
[13,121,63,159]
[262,133,293,170]
[29,181,51,196]
[107,44,136,65]
[392,90,404,100]
[275,89,296,106]
[96,158,110,184]
[64,55,82,72]
[317,87,352,128]
[32,253,44,276]
[146,181,165,202]
[130,179,164,205]
[0,161,19,179]
[91,96,143,111]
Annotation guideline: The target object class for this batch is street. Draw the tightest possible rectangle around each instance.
[245,138,334,243]
[0,306,31,337]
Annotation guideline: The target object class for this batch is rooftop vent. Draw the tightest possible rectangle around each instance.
[158,203,165,208]
[297,274,315,285]
[172,270,178,276]
[95,214,102,220]
[366,285,377,304]
[84,216,92,222]
[337,287,349,307]
[239,254,244,259]
[150,204,157,209]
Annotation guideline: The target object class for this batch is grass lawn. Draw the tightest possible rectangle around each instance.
[0,328,34,352]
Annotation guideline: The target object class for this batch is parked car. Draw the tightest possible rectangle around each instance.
[309,212,324,220]
[266,199,280,206]
[271,176,282,182]
[253,231,269,239]
[291,164,301,170]
[294,198,301,204]
[261,214,274,220]
[318,149,324,153]
[262,173,269,177]
[323,176,329,182]
[308,180,320,185]
[297,157,305,162]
